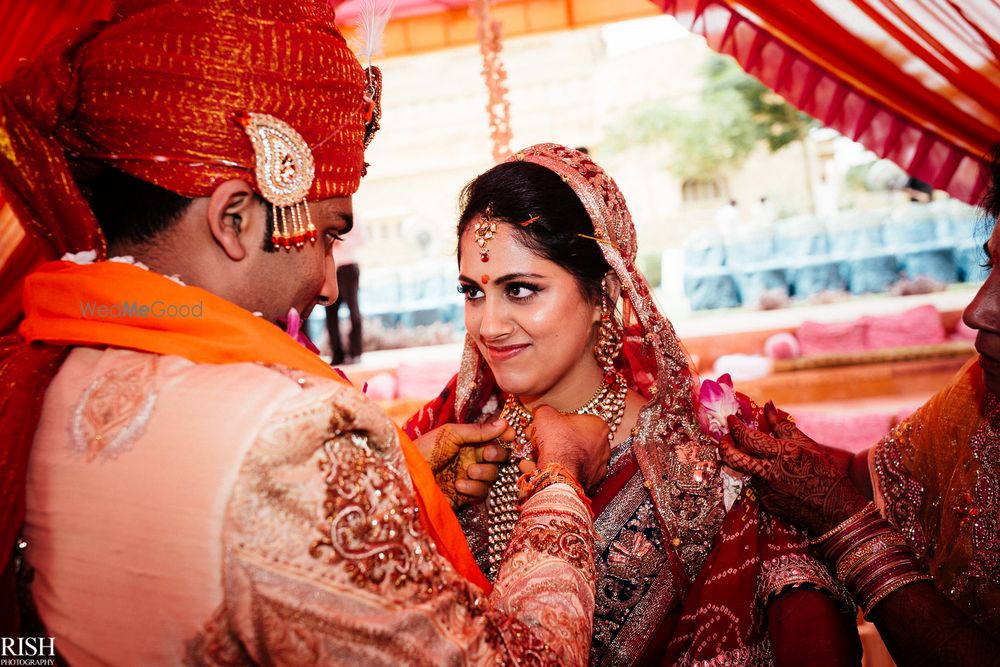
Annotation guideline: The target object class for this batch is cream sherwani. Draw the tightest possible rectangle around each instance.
[23,347,596,665]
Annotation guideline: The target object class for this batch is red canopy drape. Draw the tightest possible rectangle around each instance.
[652,0,1000,204]
[0,0,112,82]
[0,0,993,201]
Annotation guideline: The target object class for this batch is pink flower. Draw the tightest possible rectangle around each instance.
[279,307,320,355]
[697,373,752,441]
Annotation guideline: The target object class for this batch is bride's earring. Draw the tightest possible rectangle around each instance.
[593,277,622,376]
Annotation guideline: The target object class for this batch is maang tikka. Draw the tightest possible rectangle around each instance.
[236,112,317,251]
[474,207,540,262]
[474,205,498,262]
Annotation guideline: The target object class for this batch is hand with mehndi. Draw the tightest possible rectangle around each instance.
[531,405,610,494]
[718,401,869,536]
[413,419,510,509]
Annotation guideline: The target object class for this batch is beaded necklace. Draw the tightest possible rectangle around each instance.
[486,372,628,579]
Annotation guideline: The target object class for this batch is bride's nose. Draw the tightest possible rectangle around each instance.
[479,295,513,340]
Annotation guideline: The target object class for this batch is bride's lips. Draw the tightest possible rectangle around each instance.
[484,342,530,362]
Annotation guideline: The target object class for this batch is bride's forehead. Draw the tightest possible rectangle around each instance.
[459,224,574,275]
[461,223,533,260]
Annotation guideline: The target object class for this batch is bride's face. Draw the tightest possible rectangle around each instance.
[458,221,602,401]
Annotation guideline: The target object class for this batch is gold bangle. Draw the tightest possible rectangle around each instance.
[835,530,907,582]
[517,463,588,505]
[810,501,877,545]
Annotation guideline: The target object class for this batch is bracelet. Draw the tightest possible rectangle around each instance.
[861,572,934,616]
[835,529,907,581]
[517,463,592,515]
[816,506,887,564]
[819,511,933,616]
[810,501,877,545]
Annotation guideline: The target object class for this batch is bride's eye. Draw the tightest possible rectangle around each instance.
[506,283,539,300]
[458,284,483,300]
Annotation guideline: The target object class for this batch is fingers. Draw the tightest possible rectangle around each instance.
[763,401,802,440]
[719,434,770,478]
[533,404,559,419]
[726,415,781,458]
[445,418,508,448]
[455,479,490,500]
[478,443,510,464]
[466,462,499,484]
[498,425,517,445]
[519,459,537,475]
[585,461,609,494]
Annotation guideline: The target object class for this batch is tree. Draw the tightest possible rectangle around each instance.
[605,54,817,188]
[701,55,814,154]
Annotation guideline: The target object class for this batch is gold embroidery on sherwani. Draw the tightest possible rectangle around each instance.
[187,370,597,666]
[70,355,158,461]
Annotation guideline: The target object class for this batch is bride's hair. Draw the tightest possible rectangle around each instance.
[457,161,611,302]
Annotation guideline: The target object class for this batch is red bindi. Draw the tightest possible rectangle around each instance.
[481,275,490,284]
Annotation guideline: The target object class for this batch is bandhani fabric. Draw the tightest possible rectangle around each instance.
[871,356,1000,639]
[405,144,857,665]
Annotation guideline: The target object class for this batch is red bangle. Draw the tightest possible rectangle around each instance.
[814,504,933,615]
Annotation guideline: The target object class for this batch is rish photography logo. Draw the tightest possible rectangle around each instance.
[0,637,55,666]
[79,300,204,319]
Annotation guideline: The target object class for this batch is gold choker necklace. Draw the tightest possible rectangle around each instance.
[486,372,628,579]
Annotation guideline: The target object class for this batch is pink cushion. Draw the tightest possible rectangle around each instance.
[863,304,945,350]
[396,360,460,400]
[952,318,977,342]
[763,332,801,359]
[796,320,867,356]
[364,372,397,400]
[791,411,894,454]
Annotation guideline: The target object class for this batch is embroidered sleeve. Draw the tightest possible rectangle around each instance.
[187,378,596,666]
[750,509,855,611]
[871,420,928,558]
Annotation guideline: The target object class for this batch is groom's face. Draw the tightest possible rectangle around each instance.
[238,196,352,324]
[965,220,1000,396]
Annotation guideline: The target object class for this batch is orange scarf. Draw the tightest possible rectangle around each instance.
[20,260,490,592]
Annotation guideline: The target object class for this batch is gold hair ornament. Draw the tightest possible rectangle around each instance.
[474,209,540,262]
[235,112,317,251]
[474,205,498,262]
[577,233,623,255]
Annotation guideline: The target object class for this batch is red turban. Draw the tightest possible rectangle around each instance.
[0,0,367,260]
